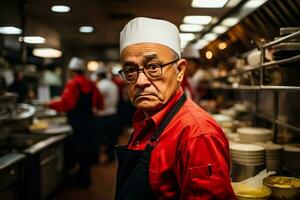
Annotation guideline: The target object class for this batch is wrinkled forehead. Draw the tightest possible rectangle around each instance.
[120,43,176,63]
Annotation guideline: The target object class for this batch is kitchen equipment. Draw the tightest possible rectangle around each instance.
[231,182,272,200]
[263,176,300,200]
[283,144,300,175]
[237,127,273,143]
[256,143,283,172]
[230,143,266,181]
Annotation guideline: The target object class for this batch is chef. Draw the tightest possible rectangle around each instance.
[115,17,236,199]
[47,57,103,188]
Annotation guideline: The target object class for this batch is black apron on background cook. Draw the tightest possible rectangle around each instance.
[115,94,187,200]
[66,82,94,183]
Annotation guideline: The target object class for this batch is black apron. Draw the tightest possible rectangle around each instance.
[115,94,187,200]
[66,82,94,170]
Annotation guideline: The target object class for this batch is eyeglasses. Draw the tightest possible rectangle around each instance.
[119,59,179,82]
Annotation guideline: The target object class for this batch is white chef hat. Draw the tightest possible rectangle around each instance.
[182,44,200,59]
[68,57,85,70]
[120,17,181,58]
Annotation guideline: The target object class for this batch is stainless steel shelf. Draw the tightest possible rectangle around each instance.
[210,85,300,91]
[263,31,300,48]
[261,55,300,67]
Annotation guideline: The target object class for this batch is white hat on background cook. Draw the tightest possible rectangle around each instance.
[120,17,181,58]
[182,44,200,59]
[68,57,84,70]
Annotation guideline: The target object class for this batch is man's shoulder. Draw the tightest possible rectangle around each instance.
[174,98,223,138]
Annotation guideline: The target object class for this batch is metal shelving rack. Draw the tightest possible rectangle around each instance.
[210,31,300,143]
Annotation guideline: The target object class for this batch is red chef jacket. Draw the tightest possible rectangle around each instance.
[128,88,236,200]
[49,74,103,112]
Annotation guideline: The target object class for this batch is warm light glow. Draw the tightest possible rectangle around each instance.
[183,16,213,25]
[212,25,228,34]
[79,26,94,33]
[221,18,239,27]
[218,42,227,50]
[33,48,62,58]
[192,0,228,8]
[203,33,218,41]
[19,36,45,44]
[180,33,195,41]
[51,5,70,13]
[180,24,204,32]
[206,51,213,59]
[87,61,99,71]
[0,26,22,34]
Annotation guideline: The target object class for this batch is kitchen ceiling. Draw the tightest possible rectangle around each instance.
[0,0,236,60]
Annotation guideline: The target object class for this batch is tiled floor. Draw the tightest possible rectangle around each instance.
[50,130,130,200]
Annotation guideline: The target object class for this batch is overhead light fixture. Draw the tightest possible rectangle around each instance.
[205,51,213,59]
[243,0,267,9]
[33,48,62,58]
[194,39,209,49]
[218,42,227,50]
[181,40,189,49]
[180,24,204,32]
[183,16,212,25]
[0,26,22,34]
[221,17,239,27]
[19,36,45,44]
[180,33,195,41]
[203,33,218,41]
[87,61,99,71]
[51,5,70,13]
[79,26,94,33]
[192,0,228,8]
[212,25,228,34]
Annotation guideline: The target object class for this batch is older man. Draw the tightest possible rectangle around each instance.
[115,17,236,200]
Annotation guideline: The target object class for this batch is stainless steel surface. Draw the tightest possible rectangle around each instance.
[231,162,265,182]
[263,31,300,48]
[261,55,300,67]
[0,153,25,171]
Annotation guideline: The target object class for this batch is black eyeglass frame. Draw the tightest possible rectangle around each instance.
[118,59,179,82]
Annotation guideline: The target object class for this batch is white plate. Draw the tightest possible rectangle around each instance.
[212,114,233,123]
[237,127,272,135]
[230,143,265,152]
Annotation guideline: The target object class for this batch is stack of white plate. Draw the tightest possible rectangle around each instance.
[212,114,234,131]
[256,142,283,172]
[237,127,273,143]
[230,143,265,166]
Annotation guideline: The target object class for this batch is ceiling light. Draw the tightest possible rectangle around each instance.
[218,42,227,50]
[205,51,213,59]
[180,24,204,32]
[79,26,94,33]
[51,5,70,13]
[212,25,228,34]
[87,61,99,71]
[194,39,209,49]
[203,33,218,41]
[180,33,195,41]
[183,16,212,25]
[181,40,189,49]
[243,0,267,9]
[221,17,239,27]
[19,36,45,44]
[192,0,228,8]
[33,48,62,58]
[0,26,22,34]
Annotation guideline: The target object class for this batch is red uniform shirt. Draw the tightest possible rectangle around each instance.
[49,74,103,112]
[128,88,236,200]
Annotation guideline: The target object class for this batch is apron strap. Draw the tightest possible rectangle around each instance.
[141,93,187,163]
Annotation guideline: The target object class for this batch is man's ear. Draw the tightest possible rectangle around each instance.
[176,59,187,83]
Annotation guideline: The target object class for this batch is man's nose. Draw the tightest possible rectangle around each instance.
[135,70,150,86]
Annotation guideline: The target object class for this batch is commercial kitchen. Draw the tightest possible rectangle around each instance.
[1,0,300,199]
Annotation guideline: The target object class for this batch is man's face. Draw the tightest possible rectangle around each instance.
[121,43,186,115]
